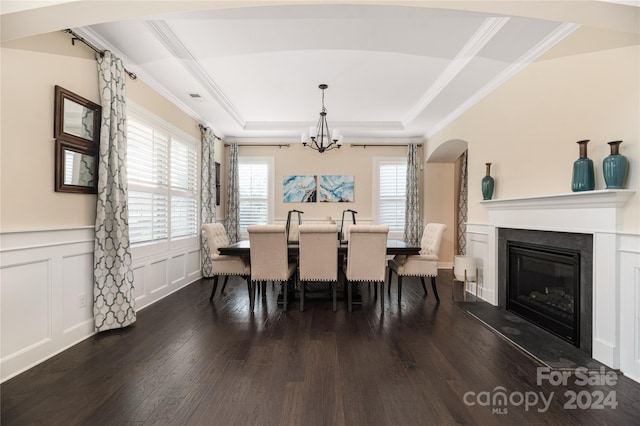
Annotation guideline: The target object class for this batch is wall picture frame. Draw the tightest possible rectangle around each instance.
[319,175,354,202]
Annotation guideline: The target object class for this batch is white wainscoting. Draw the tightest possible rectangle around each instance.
[0,227,202,383]
[619,233,640,383]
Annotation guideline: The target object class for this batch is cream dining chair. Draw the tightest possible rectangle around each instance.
[343,224,389,312]
[201,223,251,302]
[247,224,297,312]
[298,223,339,312]
[387,223,447,303]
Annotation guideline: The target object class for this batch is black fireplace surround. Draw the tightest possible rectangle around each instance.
[498,228,593,354]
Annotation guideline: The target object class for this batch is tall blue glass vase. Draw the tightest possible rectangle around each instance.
[571,140,594,192]
[603,140,628,189]
[482,163,494,200]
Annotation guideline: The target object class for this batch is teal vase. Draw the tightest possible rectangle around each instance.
[571,140,594,192]
[603,140,628,189]
[482,163,494,200]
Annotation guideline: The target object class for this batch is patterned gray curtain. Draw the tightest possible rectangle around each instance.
[93,51,136,332]
[200,125,217,277]
[403,143,422,246]
[225,143,240,243]
[457,150,468,255]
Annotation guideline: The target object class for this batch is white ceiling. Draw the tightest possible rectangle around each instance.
[75,4,581,143]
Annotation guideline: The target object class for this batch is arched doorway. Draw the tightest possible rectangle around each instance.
[424,139,469,261]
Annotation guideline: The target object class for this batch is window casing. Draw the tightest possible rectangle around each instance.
[238,157,274,237]
[126,104,199,249]
[374,157,407,238]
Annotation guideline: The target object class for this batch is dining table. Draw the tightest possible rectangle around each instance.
[217,239,421,257]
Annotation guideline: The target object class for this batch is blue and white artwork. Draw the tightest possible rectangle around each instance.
[319,175,354,202]
[283,175,317,202]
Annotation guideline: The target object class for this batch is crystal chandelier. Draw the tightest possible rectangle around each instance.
[302,84,343,153]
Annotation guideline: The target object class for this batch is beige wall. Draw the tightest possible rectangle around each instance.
[0,31,206,231]
[424,163,455,264]
[426,27,640,233]
[234,143,412,223]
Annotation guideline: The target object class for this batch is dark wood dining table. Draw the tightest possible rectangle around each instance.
[217,239,420,257]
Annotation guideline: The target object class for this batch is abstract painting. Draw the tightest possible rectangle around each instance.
[319,175,354,202]
[283,175,317,202]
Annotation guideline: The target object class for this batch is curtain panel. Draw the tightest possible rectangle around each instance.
[404,143,422,246]
[200,126,217,277]
[93,51,136,332]
[457,150,468,255]
[225,143,240,243]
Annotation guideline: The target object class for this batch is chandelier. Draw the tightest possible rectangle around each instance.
[302,84,343,153]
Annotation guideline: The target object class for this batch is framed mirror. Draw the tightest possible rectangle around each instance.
[55,139,98,194]
[54,86,101,194]
[54,85,101,147]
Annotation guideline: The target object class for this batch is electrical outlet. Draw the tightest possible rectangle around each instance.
[78,293,87,308]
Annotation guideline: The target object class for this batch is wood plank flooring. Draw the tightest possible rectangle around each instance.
[3,270,640,425]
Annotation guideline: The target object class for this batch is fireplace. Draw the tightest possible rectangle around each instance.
[498,228,593,354]
[507,241,580,346]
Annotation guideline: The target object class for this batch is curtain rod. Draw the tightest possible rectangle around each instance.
[224,143,290,148]
[198,124,221,140]
[351,144,422,148]
[62,29,137,80]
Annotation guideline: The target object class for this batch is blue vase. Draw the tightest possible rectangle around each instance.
[482,163,495,200]
[572,140,594,192]
[603,140,628,189]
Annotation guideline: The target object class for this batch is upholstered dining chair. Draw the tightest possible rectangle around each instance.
[247,224,297,312]
[387,223,447,303]
[201,223,251,302]
[298,223,339,312]
[343,224,389,312]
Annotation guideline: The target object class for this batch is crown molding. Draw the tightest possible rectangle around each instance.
[402,16,510,126]
[146,20,245,128]
[243,120,404,131]
[72,26,227,138]
[425,22,580,139]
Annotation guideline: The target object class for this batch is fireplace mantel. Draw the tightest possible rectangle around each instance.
[480,189,634,211]
[480,189,634,234]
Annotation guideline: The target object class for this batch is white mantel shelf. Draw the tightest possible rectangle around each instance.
[480,189,635,211]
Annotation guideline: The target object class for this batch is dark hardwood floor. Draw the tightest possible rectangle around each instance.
[3,270,640,425]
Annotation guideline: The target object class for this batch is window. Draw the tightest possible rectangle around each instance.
[127,106,198,245]
[238,157,273,235]
[374,158,407,235]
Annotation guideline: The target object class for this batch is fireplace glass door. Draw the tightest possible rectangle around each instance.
[507,241,580,346]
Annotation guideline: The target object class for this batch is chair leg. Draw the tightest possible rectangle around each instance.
[451,267,455,301]
[332,282,337,312]
[283,280,288,311]
[374,280,378,299]
[420,277,428,295]
[221,276,230,294]
[387,268,393,295]
[262,281,267,299]
[210,276,219,301]
[397,275,403,303]
[300,280,305,312]
[431,276,440,303]
[249,280,255,312]
[380,281,384,310]
[348,280,353,312]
